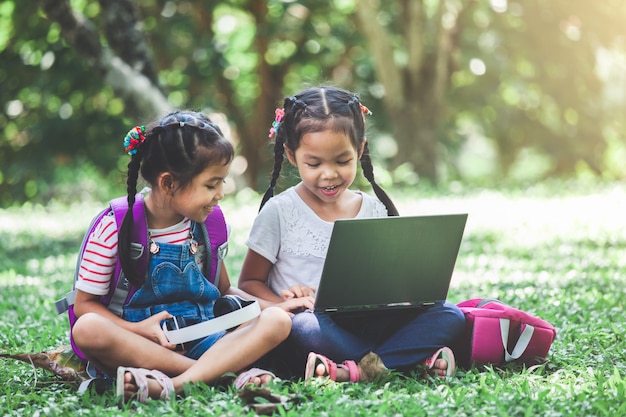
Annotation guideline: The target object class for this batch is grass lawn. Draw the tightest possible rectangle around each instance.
[0,181,625,416]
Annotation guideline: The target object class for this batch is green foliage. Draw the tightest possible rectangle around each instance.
[0,0,129,206]
[443,1,626,182]
[1,0,625,206]
[1,181,625,415]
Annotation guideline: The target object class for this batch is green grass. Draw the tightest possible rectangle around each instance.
[1,182,625,416]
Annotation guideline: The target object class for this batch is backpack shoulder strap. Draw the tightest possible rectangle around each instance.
[199,205,228,289]
[54,206,111,314]
[109,194,148,271]
[55,194,148,316]
[103,194,147,315]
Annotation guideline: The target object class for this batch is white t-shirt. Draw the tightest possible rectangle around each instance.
[245,187,388,295]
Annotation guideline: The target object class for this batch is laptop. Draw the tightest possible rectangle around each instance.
[314,213,468,314]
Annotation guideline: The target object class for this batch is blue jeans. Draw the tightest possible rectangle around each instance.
[122,224,225,360]
[263,302,466,378]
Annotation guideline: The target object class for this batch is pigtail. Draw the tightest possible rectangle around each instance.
[259,133,285,211]
[118,149,144,286]
[360,142,400,216]
[348,96,400,217]
[259,96,300,212]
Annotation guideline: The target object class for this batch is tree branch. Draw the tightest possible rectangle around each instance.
[40,0,102,62]
[39,0,170,118]
[98,0,161,88]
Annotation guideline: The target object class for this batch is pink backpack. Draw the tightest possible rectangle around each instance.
[55,194,229,362]
[456,298,557,368]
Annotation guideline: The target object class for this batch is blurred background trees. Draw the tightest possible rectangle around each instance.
[1,0,625,206]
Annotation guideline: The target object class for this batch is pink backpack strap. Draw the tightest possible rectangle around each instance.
[102,194,147,310]
[61,194,146,362]
[202,205,228,287]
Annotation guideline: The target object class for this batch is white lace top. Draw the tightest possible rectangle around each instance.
[246,187,388,294]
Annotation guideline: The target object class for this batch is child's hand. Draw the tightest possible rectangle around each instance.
[133,310,177,350]
[277,296,315,316]
[281,285,316,300]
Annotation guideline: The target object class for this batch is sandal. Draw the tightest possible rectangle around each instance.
[304,352,360,382]
[234,367,278,390]
[116,366,174,403]
[423,347,456,378]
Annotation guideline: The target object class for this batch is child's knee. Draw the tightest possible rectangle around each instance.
[72,312,108,348]
[259,307,291,339]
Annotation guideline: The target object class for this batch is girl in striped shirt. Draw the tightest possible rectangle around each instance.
[72,110,294,403]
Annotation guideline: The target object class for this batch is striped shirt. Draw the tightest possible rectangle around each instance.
[75,214,206,296]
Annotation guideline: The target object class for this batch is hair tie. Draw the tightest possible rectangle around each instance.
[359,103,372,116]
[123,125,146,155]
[268,108,285,138]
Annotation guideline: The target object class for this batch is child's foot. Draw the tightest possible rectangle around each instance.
[305,351,387,382]
[116,366,174,403]
[423,347,456,378]
[306,352,359,382]
[234,367,278,389]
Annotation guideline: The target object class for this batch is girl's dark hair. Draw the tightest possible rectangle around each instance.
[260,86,399,216]
[119,110,234,285]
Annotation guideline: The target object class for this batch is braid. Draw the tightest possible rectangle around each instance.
[347,94,399,216]
[360,136,400,217]
[259,133,284,211]
[118,149,144,285]
[260,96,303,211]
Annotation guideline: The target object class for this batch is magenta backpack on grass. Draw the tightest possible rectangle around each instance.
[456,298,557,368]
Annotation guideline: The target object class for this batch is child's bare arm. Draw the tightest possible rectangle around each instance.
[238,249,283,303]
[237,250,314,314]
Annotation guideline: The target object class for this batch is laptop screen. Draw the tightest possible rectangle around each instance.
[314,214,467,313]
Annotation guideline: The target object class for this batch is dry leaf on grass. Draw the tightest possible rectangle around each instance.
[0,345,88,382]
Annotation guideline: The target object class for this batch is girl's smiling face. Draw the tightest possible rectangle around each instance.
[286,129,364,206]
[170,162,230,223]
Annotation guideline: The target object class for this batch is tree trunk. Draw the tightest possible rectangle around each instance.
[356,0,463,183]
[395,105,439,183]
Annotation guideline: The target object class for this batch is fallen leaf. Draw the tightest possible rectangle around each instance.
[1,345,88,382]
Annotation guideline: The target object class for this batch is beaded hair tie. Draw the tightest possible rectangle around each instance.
[123,125,146,155]
[268,108,285,138]
[359,103,372,116]
[268,102,370,139]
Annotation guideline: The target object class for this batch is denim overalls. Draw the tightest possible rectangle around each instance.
[122,222,226,359]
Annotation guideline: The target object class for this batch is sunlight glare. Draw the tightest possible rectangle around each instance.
[469,58,486,76]
[490,0,508,14]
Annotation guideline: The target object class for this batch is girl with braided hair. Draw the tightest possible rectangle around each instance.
[239,87,465,382]
[72,110,292,402]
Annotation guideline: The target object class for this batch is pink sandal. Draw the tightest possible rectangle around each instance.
[116,366,174,403]
[423,347,456,378]
[304,352,360,382]
[234,367,278,390]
